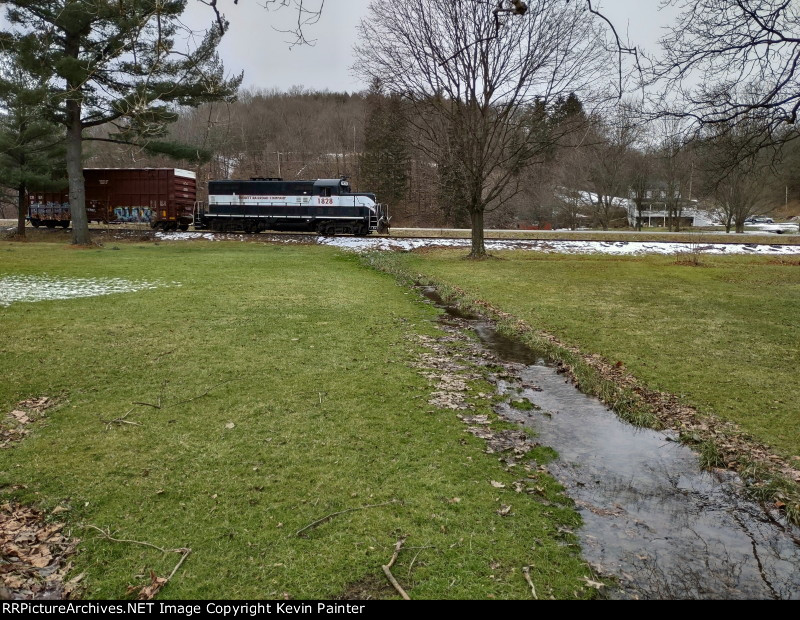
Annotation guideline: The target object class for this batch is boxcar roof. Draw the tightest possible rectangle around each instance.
[85,168,196,179]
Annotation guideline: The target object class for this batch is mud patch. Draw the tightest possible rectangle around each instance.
[0,503,80,599]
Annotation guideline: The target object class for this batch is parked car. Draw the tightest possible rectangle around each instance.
[745,216,774,224]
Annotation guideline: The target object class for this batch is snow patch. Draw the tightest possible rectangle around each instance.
[150,230,800,255]
[0,275,174,307]
[316,237,800,256]
[155,232,218,241]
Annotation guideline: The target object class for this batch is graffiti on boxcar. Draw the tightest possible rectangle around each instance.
[113,207,154,223]
[29,202,71,220]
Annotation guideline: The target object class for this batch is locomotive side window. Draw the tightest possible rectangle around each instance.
[286,182,312,195]
[210,182,237,195]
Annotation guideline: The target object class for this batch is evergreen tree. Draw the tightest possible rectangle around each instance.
[0,0,242,244]
[0,60,65,237]
[359,79,409,209]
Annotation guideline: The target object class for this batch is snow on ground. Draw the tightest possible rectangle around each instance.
[749,223,800,234]
[154,231,310,243]
[151,230,800,255]
[156,231,219,241]
[0,275,173,307]
[316,236,800,255]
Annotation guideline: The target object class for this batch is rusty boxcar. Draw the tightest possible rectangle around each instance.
[28,168,197,231]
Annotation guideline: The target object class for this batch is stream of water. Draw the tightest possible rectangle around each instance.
[420,286,800,600]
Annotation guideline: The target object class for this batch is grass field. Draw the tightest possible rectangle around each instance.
[0,241,592,599]
[397,251,800,459]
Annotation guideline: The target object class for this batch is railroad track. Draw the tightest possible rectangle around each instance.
[9,225,800,247]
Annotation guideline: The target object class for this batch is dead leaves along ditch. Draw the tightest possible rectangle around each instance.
[1,397,83,600]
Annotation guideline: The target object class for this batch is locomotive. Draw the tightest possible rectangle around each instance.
[195,177,390,235]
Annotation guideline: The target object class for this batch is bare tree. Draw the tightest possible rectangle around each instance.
[586,111,638,230]
[701,123,776,232]
[653,0,800,152]
[628,147,653,230]
[653,117,694,231]
[354,0,608,257]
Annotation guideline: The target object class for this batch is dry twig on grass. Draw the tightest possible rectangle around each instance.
[522,565,538,599]
[169,380,232,408]
[382,537,411,600]
[294,499,400,537]
[105,381,233,430]
[84,525,191,599]
[101,408,142,430]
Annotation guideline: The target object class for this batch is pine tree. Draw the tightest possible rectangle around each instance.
[359,79,409,209]
[0,60,65,237]
[0,0,242,244]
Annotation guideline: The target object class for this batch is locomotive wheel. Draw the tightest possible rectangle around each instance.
[178,224,189,232]
[317,222,335,236]
[31,219,41,228]
[59,221,70,228]
[45,222,56,228]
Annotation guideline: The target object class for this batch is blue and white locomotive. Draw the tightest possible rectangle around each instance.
[195,177,389,235]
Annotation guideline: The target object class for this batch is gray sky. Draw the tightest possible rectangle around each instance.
[184,1,678,93]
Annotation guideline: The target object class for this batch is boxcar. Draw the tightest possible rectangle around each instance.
[28,168,197,231]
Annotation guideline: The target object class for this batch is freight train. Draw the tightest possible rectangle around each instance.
[28,170,389,235]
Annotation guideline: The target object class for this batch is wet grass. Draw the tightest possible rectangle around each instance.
[0,241,596,600]
[395,250,800,461]
[509,399,539,411]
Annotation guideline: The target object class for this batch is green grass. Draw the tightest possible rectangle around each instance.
[0,241,596,600]
[395,250,800,460]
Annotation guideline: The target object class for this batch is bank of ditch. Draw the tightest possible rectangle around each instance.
[360,251,800,527]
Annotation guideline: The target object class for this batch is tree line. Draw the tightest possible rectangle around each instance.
[3,1,800,254]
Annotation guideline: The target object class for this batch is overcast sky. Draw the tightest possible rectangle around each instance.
[183,0,679,93]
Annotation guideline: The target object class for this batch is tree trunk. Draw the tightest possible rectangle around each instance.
[469,208,485,258]
[66,99,89,245]
[16,181,26,237]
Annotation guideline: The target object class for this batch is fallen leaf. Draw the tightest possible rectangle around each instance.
[579,576,604,589]
[490,481,506,489]
[497,505,512,517]
[136,571,168,600]
[9,411,30,424]
[225,422,235,430]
